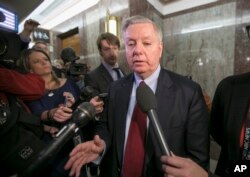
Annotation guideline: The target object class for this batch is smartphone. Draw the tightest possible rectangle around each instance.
[64,97,68,107]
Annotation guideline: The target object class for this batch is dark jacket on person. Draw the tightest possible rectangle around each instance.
[0,67,46,176]
[211,72,250,177]
[84,63,125,94]
[96,68,210,177]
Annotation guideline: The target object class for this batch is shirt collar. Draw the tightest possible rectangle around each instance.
[102,60,119,71]
[134,65,161,93]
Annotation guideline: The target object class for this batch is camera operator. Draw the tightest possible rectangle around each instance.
[0,66,47,177]
[60,47,89,91]
[0,9,49,176]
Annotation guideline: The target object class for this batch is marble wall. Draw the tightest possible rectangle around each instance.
[51,0,250,99]
[52,0,130,72]
[235,0,250,74]
[162,2,236,98]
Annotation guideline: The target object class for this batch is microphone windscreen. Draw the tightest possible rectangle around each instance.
[136,83,157,112]
[77,102,96,118]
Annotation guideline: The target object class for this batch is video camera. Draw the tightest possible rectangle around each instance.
[0,5,21,62]
[60,47,88,76]
[69,63,88,76]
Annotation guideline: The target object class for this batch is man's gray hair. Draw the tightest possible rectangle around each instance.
[121,15,163,41]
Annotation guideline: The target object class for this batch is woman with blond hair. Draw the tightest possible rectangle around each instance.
[19,48,102,177]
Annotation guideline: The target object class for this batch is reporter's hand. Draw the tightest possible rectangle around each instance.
[19,19,40,40]
[43,125,59,137]
[64,135,105,177]
[161,154,208,177]
[24,19,40,32]
[50,106,73,122]
[90,96,104,114]
[63,92,75,107]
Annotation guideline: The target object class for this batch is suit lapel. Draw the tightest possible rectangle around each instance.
[114,75,134,167]
[99,64,114,82]
[145,69,175,168]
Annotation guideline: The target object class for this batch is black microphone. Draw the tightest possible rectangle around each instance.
[71,101,96,127]
[136,83,171,156]
[19,102,96,177]
[72,86,96,110]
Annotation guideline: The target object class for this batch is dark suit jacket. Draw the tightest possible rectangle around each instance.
[211,72,250,177]
[85,63,124,94]
[97,68,210,177]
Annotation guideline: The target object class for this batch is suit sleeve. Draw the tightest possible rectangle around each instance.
[186,84,210,170]
[0,68,45,101]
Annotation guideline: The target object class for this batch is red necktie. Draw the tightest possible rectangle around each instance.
[122,83,147,177]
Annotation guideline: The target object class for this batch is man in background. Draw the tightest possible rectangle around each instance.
[83,32,125,176]
[84,32,125,94]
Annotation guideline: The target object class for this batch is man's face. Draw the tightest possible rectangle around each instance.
[100,40,119,66]
[123,23,163,79]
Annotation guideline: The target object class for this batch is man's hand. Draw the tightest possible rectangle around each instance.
[24,19,40,32]
[64,135,105,177]
[161,154,208,177]
[50,106,73,123]
[90,96,104,114]
[19,19,40,40]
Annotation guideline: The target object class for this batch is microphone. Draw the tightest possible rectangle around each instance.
[136,83,171,156]
[71,101,96,127]
[19,102,96,177]
[71,86,96,110]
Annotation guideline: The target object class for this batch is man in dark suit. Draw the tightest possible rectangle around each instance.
[84,32,125,177]
[210,72,250,177]
[84,32,125,94]
[64,15,210,177]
